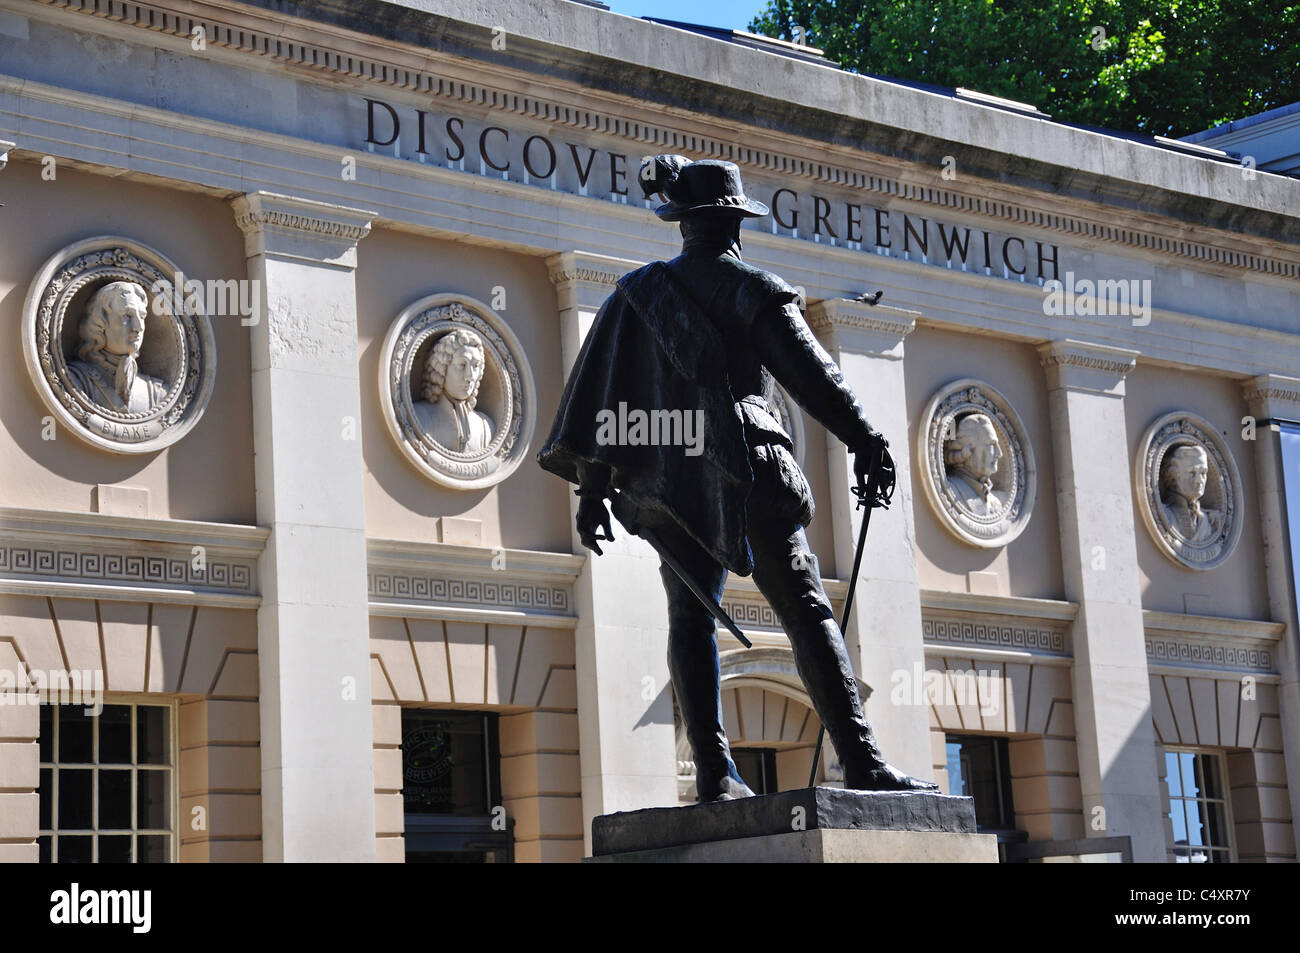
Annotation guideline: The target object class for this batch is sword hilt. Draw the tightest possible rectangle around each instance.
[853,441,896,511]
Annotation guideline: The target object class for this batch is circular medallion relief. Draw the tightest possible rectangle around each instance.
[379,294,536,490]
[1135,412,1242,571]
[22,237,217,454]
[917,379,1036,548]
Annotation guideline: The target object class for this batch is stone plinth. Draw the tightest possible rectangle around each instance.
[588,788,998,863]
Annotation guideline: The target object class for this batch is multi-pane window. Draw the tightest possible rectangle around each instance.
[1166,749,1233,863]
[945,734,1016,830]
[38,703,174,863]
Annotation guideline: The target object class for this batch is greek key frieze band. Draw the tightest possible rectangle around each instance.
[367,571,570,615]
[922,615,1071,656]
[1145,637,1275,674]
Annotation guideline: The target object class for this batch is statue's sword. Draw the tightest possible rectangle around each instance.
[608,491,752,649]
[807,442,893,787]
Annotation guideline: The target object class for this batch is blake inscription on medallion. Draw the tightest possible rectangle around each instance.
[379,294,535,490]
[22,237,217,454]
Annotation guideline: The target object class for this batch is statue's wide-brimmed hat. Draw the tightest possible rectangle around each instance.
[643,157,769,221]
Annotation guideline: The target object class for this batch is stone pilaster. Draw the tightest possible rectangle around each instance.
[805,300,933,781]
[547,251,679,855]
[233,191,377,862]
[1241,374,1300,838]
[1038,339,1164,861]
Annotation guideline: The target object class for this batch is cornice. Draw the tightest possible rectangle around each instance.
[0,507,265,606]
[1143,609,1281,675]
[1142,609,1283,642]
[23,0,1300,281]
[918,591,1076,658]
[919,590,1079,621]
[0,506,269,547]
[366,538,581,626]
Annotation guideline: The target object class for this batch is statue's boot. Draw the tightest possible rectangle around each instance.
[796,616,937,792]
[750,526,939,794]
[661,559,755,803]
[668,620,755,802]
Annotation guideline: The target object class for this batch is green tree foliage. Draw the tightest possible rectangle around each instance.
[749,0,1300,136]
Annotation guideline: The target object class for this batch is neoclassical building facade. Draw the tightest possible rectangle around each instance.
[0,0,1296,863]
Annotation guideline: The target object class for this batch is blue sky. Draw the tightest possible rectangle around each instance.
[599,0,770,32]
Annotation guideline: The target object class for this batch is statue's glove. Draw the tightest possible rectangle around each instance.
[576,494,615,556]
[853,431,897,508]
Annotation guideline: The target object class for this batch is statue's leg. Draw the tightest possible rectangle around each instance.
[748,516,938,792]
[652,518,753,802]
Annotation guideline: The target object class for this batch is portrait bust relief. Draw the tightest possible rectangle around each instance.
[944,413,1008,518]
[1160,445,1222,544]
[67,281,168,414]
[1136,413,1241,571]
[413,327,495,454]
[22,237,217,454]
[918,379,1035,548]
[379,295,536,490]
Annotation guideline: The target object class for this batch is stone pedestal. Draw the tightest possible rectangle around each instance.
[587,788,998,862]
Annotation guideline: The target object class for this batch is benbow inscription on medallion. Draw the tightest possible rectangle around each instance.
[379,294,536,490]
[918,379,1035,548]
[1135,412,1242,571]
[22,237,217,454]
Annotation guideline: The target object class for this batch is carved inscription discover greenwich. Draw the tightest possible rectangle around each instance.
[360,97,1063,281]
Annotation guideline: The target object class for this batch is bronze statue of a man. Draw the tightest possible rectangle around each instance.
[539,155,935,801]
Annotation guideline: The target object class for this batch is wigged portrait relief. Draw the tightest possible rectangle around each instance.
[944,412,1008,518]
[22,237,217,454]
[66,281,168,414]
[379,295,535,490]
[412,327,495,455]
[1136,413,1241,570]
[919,380,1035,548]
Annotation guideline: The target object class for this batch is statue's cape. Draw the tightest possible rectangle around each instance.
[537,260,755,574]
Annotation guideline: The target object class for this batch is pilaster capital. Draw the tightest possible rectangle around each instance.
[1242,373,1300,421]
[805,299,918,359]
[547,251,642,313]
[1038,339,1139,395]
[232,192,375,268]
